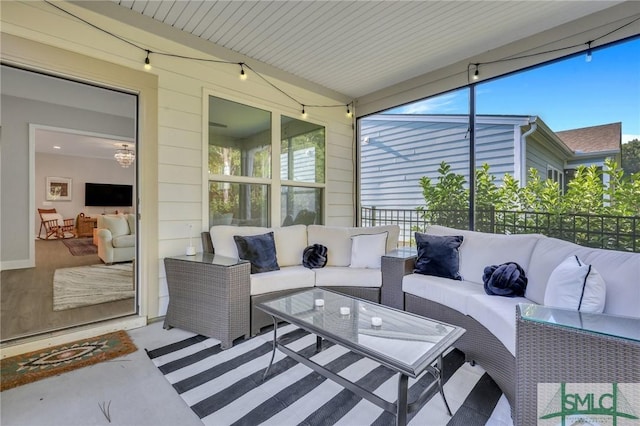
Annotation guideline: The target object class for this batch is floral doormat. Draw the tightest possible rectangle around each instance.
[0,330,137,391]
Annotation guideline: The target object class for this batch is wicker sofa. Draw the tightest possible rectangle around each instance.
[383,224,640,414]
[202,224,400,335]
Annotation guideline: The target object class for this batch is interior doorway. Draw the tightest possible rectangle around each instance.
[0,65,138,342]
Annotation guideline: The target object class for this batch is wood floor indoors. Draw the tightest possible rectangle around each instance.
[0,239,135,342]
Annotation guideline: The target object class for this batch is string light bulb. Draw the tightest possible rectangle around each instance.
[301,105,307,119]
[239,63,247,80]
[144,50,151,71]
[585,42,593,62]
[346,105,353,118]
[473,64,479,81]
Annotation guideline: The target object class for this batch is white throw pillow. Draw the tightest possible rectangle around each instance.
[544,255,606,313]
[349,232,387,269]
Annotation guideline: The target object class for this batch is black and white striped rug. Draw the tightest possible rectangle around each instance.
[146,325,513,426]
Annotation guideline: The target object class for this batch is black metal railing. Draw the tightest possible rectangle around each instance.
[361,206,640,252]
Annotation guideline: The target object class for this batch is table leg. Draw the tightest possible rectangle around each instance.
[316,335,322,352]
[437,354,452,416]
[262,316,278,381]
[397,374,408,426]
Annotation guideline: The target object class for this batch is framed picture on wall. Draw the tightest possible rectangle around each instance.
[46,176,72,201]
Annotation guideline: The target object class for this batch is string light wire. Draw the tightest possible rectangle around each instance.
[44,1,637,114]
[42,0,353,118]
[467,16,640,83]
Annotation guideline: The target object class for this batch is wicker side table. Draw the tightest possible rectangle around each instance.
[163,253,251,349]
[381,247,417,310]
[515,304,640,426]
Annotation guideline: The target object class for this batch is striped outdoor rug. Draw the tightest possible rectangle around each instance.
[146,324,513,426]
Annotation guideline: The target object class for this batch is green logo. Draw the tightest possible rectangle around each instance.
[538,383,639,426]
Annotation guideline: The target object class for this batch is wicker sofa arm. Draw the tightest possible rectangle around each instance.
[381,248,417,310]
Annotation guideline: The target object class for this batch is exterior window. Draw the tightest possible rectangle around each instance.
[280,116,325,226]
[547,165,564,192]
[208,96,271,227]
[207,97,325,227]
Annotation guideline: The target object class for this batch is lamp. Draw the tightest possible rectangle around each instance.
[115,144,135,168]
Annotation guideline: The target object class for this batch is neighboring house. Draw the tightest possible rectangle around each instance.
[360,115,621,209]
[556,122,622,189]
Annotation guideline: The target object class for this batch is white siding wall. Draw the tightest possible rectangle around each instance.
[1,1,353,317]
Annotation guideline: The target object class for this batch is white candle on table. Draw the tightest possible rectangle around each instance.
[371,317,382,327]
[315,299,324,307]
[340,307,350,315]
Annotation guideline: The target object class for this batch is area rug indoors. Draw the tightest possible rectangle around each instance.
[1,330,137,391]
[53,262,134,311]
[62,237,98,256]
[146,324,512,426]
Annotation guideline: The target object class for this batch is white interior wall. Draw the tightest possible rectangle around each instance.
[35,153,135,235]
[1,1,353,318]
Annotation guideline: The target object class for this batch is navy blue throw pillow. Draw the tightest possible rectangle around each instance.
[482,262,527,297]
[233,232,280,274]
[302,244,328,269]
[414,233,463,280]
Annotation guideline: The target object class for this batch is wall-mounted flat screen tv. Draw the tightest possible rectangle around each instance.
[85,183,133,207]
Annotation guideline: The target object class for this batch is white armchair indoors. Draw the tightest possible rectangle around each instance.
[95,214,135,264]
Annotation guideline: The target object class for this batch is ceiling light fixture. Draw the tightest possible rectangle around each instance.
[585,41,593,62]
[473,64,480,81]
[115,144,135,168]
[144,50,151,71]
[346,105,353,118]
[239,63,247,80]
[301,105,307,119]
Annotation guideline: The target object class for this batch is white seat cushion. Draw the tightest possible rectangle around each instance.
[402,274,485,315]
[527,237,640,318]
[314,267,382,287]
[112,234,135,248]
[249,265,315,296]
[41,213,63,225]
[273,225,307,267]
[466,294,528,356]
[308,226,352,266]
[101,215,130,237]
[210,225,269,259]
[426,225,541,284]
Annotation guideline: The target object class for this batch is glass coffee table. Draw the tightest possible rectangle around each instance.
[257,288,465,426]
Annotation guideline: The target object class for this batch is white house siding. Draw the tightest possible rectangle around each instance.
[1,1,353,318]
[360,116,519,209]
[526,137,567,183]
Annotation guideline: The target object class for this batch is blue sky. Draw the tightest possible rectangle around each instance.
[389,37,640,143]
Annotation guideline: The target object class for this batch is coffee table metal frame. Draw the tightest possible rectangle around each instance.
[257,288,465,426]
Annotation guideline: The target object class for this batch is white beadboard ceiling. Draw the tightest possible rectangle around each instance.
[109,0,620,99]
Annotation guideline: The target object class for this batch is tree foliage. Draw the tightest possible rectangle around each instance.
[418,159,640,251]
[622,139,640,175]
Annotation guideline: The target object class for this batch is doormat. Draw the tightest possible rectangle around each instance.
[62,238,97,256]
[1,330,137,391]
[53,263,134,310]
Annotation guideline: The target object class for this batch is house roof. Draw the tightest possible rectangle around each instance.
[556,123,622,154]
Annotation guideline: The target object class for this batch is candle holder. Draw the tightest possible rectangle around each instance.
[314,299,325,307]
[340,307,350,316]
[371,317,382,328]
